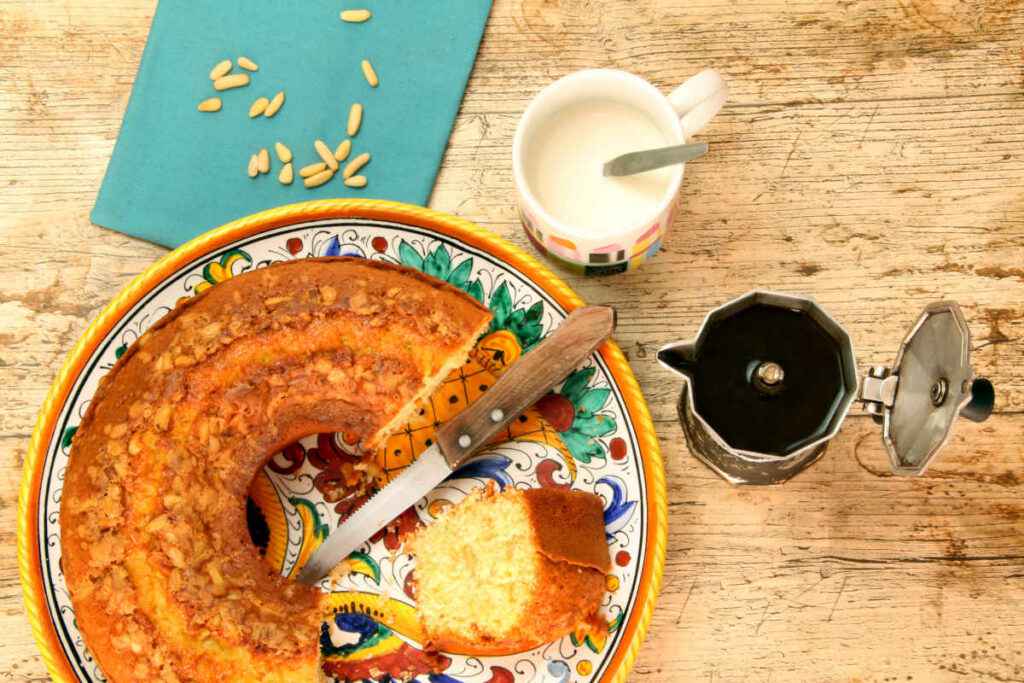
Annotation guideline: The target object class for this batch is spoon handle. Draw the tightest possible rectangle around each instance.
[603,141,709,177]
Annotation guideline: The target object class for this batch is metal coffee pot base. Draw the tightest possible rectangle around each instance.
[677,391,828,485]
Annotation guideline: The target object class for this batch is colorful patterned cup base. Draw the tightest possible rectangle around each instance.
[520,207,666,276]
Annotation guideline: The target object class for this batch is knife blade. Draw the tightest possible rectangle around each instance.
[295,305,616,584]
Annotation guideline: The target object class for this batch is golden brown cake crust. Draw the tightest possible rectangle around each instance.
[524,487,612,574]
[421,487,610,656]
[59,257,491,682]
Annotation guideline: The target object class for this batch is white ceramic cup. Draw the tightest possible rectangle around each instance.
[513,68,727,275]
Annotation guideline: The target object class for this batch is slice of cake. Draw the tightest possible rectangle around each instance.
[408,485,610,655]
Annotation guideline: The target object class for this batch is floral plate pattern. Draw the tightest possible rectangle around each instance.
[18,200,666,683]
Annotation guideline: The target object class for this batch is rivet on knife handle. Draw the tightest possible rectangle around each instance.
[436,306,616,468]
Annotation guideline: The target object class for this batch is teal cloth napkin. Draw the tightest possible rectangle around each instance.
[92,0,492,247]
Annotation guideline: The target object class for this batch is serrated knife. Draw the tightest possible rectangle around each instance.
[296,305,616,584]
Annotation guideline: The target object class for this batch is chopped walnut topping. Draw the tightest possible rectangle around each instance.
[166,546,187,568]
[319,285,337,305]
[155,353,173,372]
[154,404,173,431]
[349,291,374,314]
[200,322,222,339]
[197,418,210,443]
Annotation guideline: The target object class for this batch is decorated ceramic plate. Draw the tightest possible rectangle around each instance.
[19,200,666,683]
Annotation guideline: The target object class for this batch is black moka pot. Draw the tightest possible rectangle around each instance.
[658,292,994,485]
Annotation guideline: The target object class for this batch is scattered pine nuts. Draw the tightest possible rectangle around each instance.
[249,97,270,118]
[347,103,363,136]
[334,139,352,161]
[361,59,379,88]
[343,152,370,179]
[209,60,232,81]
[214,73,250,91]
[341,9,372,22]
[275,142,292,163]
[207,47,381,189]
[197,97,222,113]
[315,139,339,171]
[304,169,335,188]
[279,163,294,185]
[300,162,328,178]
[264,91,285,118]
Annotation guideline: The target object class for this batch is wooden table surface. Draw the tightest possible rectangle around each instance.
[2,0,1023,681]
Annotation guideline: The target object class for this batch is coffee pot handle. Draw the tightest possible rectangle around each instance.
[961,377,995,423]
[667,69,728,139]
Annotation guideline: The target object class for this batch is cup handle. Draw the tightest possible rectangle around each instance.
[667,68,728,139]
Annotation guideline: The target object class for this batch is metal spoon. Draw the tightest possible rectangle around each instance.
[603,141,709,177]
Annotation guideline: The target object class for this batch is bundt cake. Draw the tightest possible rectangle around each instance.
[59,257,492,682]
[407,485,610,655]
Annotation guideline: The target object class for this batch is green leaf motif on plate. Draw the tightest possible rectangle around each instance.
[539,367,618,464]
[61,426,78,450]
[486,282,544,352]
[397,241,485,302]
[422,243,451,279]
[397,240,424,271]
[560,366,596,405]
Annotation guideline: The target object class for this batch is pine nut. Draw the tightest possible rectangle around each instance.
[361,60,379,88]
[343,152,370,179]
[300,162,328,178]
[347,103,363,136]
[213,74,250,91]
[209,60,232,81]
[344,175,367,188]
[304,169,335,188]
[264,91,285,117]
[258,148,270,174]
[249,97,269,117]
[334,139,352,161]
[275,142,292,163]
[340,9,372,22]
[314,139,339,171]
[247,154,259,178]
[237,56,259,72]
[279,163,294,185]
[197,97,222,113]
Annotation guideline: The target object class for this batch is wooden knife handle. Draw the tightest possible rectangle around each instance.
[436,305,616,468]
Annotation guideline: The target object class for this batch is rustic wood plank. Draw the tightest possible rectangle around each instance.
[2,0,1022,680]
